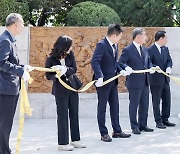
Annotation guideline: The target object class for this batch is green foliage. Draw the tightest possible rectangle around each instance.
[172,0,180,26]
[0,0,29,26]
[93,0,175,27]
[0,0,179,26]
[27,0,65,26]
[67,1,121,26]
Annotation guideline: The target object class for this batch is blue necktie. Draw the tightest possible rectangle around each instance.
[112,44,117,57]
[160,46,164,60]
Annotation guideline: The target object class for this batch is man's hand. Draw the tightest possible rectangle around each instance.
[166,67,171,74]
[125,66,133,75]
[149,67,156,74]
[95,78,103,87]
[24,65,34,72]
[22,70,30,81]
[156,66,162,73]
[120,70,130,76]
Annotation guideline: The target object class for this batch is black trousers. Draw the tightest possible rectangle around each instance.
[150,82,171,123]
[128,85,149,129]
[0,94,18,154]
[96,82,122,136]
[55,91,80,145]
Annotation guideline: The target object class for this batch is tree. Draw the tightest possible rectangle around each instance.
[0,0,29,26]
[27,0,88,26]
[28,0,65,26]
[93,0,175,26]
[0,0,179,27]
[172,0,180,26]
[67,1,121,26]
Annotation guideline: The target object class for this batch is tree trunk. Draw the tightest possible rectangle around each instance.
[37,8,48,26]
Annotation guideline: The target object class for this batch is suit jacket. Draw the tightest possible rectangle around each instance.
[118,43,149,89]
[148,44,172,86]
[45,51,79,97]
[0,30,24,95]
[91,38,121,85]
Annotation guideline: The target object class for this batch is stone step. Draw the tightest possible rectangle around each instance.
[14,91,180,119]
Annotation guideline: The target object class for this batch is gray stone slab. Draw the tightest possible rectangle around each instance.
[10,117,180,154]
[13,92,180,119]
[166,27,180,51]
[165,27,180,75]
[0,27,29,65]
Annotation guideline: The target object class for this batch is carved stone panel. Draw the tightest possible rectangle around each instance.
[29,27,164,93]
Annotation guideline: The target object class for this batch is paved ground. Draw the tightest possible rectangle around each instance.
[10,117,180,154]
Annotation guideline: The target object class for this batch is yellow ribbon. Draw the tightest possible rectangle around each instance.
[15,79,33,154]
[33,67,97,92]
[161,70,180,85]
[32,67,180,91]
[15,66,180,154]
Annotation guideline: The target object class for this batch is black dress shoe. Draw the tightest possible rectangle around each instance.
[139,126,154,132]
[132,128,141,134]
[101,134,112,142]
[112,132,131,138]
[163,121,176,127]
[156,123,166,129]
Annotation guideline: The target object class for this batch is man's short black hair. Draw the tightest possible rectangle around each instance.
[155,31,166,41]
[107,23,123,36]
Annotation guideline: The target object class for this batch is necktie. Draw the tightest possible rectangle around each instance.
[140,46,144,63]
[160,46,163,60]
[14,42,19,63]
[112,44,117,57]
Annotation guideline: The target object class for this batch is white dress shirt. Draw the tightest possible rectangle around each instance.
[60,58,65,66]
[133,41,141,56]
[155,42,162,54]
[106,37,117,57]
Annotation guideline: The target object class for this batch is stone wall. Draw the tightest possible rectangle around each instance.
[29,27,163,93]
[0,27,179,119]
[0,27,29,65]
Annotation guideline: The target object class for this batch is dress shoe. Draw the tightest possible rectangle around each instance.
[132,128,141,134]
[163,121,176,127]
[156,123,166,129]
[71,141,86,148]
[139,126,154,132]
[58,144,74,151]
[112,132,131,138]
[101,134,112,142]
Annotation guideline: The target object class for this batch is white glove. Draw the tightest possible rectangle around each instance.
[24,65,34,72]
[178,112,180,119]
[166,67,171,74]
[149,67,156,74]
[95,78,103,87]
[156,66,162,73]
[55,65,67,76]
[22,70,30,81]
[120,70,130,76]
[125,66,133,75]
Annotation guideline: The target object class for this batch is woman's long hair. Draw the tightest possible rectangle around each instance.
[50,35,72,59]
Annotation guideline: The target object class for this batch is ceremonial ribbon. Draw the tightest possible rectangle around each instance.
[161,70,180,85]
[15,79,33,154]
[15,67,180,154]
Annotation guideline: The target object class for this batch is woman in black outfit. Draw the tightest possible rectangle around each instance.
[45,35,85,151]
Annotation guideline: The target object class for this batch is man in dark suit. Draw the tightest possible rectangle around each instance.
[0,13,33,154]
[91,24,131,142]
[148,30,175,129]
[118,28,154,135]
